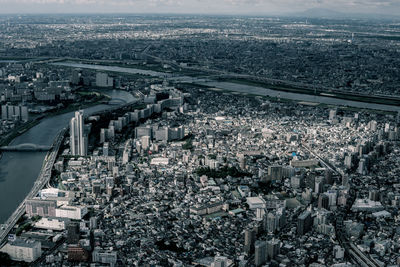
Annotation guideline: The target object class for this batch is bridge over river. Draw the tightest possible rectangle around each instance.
[0,143,52,152]
[108,97,129,105]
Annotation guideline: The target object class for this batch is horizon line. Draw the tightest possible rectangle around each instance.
[0,11,399,20]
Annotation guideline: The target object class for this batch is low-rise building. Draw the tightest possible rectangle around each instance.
[0,239,41,263]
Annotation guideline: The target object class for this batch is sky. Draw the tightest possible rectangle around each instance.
[0,0,399,16]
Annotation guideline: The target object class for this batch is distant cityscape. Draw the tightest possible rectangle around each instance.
[0,14,400,267]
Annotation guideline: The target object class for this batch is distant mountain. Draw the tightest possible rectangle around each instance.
[286,8,399,20]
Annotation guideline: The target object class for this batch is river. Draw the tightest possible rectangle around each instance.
[51,62,172,78]
[200,81,400,112]
[0,60,19,63]
[0,89,136,223]
[53,62,400,112]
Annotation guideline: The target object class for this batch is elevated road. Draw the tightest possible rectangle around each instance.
[300,142,378,267]
[0,95,139,247]
[0,129,66,246]
[300,143,343,176]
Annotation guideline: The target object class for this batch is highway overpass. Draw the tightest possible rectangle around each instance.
[0,129,66,246]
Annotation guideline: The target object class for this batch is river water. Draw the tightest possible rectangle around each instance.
[51,62,172,78]
[0,60,18,63]
[200,81,400,112]
[0,89,136,223]
[53,62,400,112]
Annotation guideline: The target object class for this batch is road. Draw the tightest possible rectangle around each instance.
[0,129,66,246]
[300,142,379,267]
[300,143,343,176]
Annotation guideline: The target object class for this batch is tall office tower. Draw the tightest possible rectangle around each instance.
[7,105,13,120]
[70,69,81,85]
[178,126,185,139]
[67,222,80,244]
[256,208,265,220]
[108,125,115,140]
[244,228,256,253]
[277,207,286,229]
[19,105,28,122]
[267,212,277,233]
[89,217,98,230]
[318,194,329,210]
[1,105,7,120]
[100,128,106,143]
[254,240,266,266]
[103,142,109,157]
[369,190,380,201]
[314,177,324,194]
[70,110,87,156]
[266,239,280,260]
[324,169,332,185]
[297,210,312,235]
[358,158,367,175]
[344,155,353,169]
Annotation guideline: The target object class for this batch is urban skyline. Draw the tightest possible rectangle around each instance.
[0,0,399,16]
[0,8,400,267]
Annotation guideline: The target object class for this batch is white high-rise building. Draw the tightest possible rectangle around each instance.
[141,136,150,150]
[70,110,87,156]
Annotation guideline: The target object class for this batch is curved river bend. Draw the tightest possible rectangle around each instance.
[0,89,136,223]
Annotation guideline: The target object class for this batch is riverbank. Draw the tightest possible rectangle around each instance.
[0,118,43,147]
[51,61,172,78]
[178,82,397,116]
[220,77,400,107]
[50,61,400,112]
[198,80,400,113]
[0,94,109,148]
[0,89,136,224]
[61,58,208,77]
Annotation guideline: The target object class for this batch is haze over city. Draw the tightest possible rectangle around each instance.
[0,0,399,16]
